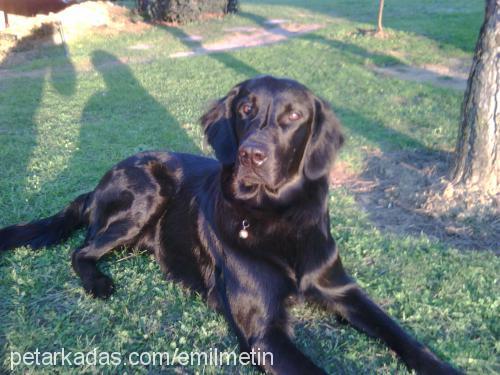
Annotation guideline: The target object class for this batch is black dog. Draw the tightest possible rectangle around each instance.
[0,76,459,374]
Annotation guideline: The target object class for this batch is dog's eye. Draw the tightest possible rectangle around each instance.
[241,103,253,115]
[289,111,303,121]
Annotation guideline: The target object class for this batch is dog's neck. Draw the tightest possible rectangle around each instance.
[220,164,329,211]
[216,165,330,242]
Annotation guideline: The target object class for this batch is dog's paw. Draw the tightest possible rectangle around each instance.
[83,275,115,299]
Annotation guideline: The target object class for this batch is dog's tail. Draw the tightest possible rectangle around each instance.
[0,192,92,252]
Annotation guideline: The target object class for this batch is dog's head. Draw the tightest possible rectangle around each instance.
[201,76,344,208]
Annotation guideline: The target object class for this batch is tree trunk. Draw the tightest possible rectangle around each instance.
[452,0,499,195]
[376,0,385,34]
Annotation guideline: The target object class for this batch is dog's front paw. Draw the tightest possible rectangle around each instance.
[83,275,115,299]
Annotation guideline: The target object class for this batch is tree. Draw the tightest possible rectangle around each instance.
[376,0,385,36]
[452,0,499,195]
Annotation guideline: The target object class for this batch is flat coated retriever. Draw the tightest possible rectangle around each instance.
[0,76,460,374]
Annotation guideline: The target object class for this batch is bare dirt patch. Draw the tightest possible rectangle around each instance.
[332,150,499,252]
[170,22,323,58]
[371,57,471,91]
[3,1,147,40]
[0,1,149,66]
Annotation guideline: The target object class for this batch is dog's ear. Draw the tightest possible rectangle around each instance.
[200,85,241,165]
[303,97,344,180]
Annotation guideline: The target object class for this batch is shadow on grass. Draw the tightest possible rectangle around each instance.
[249,0,482,53]
[159,23,261,78]
[0,23,76,218]
[334,106,427,151]
[46,48,203,201]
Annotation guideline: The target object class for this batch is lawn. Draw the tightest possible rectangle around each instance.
[0,0,498,374]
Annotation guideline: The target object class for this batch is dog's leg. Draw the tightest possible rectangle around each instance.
[215,264,327,375]
[71,220,140,299]
[305,252,461,374]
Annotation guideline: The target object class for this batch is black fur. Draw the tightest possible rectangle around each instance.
[0,76,460,374]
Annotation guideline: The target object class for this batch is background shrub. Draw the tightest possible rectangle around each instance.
[137,0,238,23]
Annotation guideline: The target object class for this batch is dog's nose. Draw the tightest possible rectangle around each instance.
[238,142,268,167]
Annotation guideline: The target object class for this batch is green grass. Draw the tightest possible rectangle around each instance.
[0,0,498,374]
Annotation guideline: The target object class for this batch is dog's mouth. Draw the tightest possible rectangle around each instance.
[238,185,259,199]
[237,176,262,194]
[235,174,282,197]
[232,161,288,201]
[233,166,264,195]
